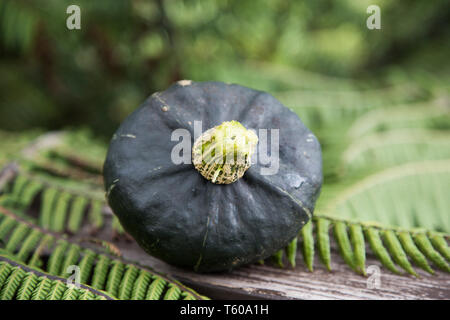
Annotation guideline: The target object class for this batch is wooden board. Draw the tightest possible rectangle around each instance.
[2,159,449,300]
[96,235,450,300]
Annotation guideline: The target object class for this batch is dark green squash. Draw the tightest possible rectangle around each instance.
[103,80,322,272]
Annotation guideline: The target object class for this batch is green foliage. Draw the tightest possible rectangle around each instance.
[284,216,449,277]
[0,0,449,136]
[0,254,114,300]
[0,207,207,300]
[0,0,449,294]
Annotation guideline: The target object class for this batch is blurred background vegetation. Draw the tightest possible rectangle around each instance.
[0,1,449,279]
[0,0,449,137]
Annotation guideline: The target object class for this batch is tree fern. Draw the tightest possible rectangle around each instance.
[323,160,450,233]
[348,100,449,138]
[0,255,114,300]
[0,207,207,300]
[342,129,450,172]
[117,264,139,299]
[269,214,449,277]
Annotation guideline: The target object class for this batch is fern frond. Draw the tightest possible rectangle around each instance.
[16,180,42,211]
[78,250,97,284]
[104,260,125,298]
[300,221,314,271]
[364,228,400,274]
[0,214,17,239]
[31,277,53,300]
[39,187,58,229]
[348,101,449,138]
[333,221,356,272]
[429,233,450,261]
[130,271,152,300]
[91,255,111,290]
[163,283,182,300]
[88,200,104,230]
[0,266,26,299]
[270,214,449,276]
[324,160,450,233]
[5,223,29,253]
[342,129,450,172]
[67,196,88,233]
[145,276,167,300]
[51,192,71,232]
[316,218,331,271]
[15,273,39,300]
[285,237,297,268]
[47,241,69,276]
[0,255,114,300]
[61,286,80,300]
[271,249,284,268]
[383,230,417,276]
[397,232,434,274]
[46,281,67,300]
[349,224,366,275]
[117,264,139,300]
[16,228,41,262]
[413,234,450,272]
[28,234,53,268]
[60,244,81,277]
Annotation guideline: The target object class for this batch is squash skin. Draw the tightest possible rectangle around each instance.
[103,81,322,272]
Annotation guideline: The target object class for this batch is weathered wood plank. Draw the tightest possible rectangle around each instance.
[107,236,450,300]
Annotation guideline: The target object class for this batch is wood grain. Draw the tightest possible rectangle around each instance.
[105,235,450,300]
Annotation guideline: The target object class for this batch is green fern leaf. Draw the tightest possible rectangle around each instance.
[285,237,297,268]
[39,188,58,229]
[104,260,125,298]
[131,271,152,300]
[383,230,417,276]
[91,255,111,290]
[272,249,284,268]
[31,277,53,300]
[47,241,69,276]
[146,276,167,300]
[60,244,81,277]
[316,217,331,271]
[365,228,400,274]
[301,221,314,271]
[15,273,39,300]
[414,233,450,272]
[16,228,42,262]
[61,286,80,300]
[51,192,71,232]
[397,231,434,274]
[0,266,26,299]
[67,196,88,233]
[5,223,29,253]
[46,281,67,300]
[334,221,355,271]
[349,224,366,275]
[78,250,97,284]
[0,215,17,239]
[88,200,104,230]
[429,233,450,261]
[117,264,139,300]
[164,283,182,300]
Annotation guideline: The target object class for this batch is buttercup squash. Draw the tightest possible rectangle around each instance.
[103,81,322,272]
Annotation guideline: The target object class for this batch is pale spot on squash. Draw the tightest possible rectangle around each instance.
[178,80,192,86]
[119,134,136,139]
